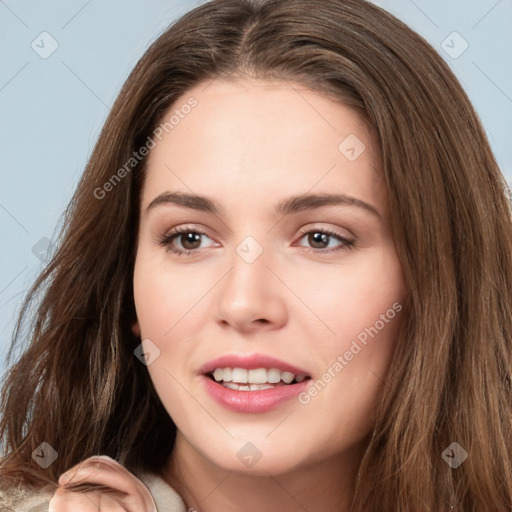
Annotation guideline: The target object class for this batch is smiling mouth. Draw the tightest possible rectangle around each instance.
[207,367,311,391]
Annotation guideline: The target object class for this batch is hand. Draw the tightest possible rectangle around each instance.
[49,455,157,512]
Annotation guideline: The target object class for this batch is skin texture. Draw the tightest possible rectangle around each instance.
[133,78,407,512]
[49,78,407,511]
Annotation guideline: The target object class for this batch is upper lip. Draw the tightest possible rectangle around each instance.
[199,353,310,376]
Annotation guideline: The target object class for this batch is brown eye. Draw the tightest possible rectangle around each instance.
[296,228,355,253]
[178,232,203,250]
[308,232,331,249]
[158,227,217,256]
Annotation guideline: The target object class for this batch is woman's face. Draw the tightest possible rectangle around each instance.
[133,78,406,475]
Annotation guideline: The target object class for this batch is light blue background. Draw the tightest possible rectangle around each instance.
[1,0,511,376]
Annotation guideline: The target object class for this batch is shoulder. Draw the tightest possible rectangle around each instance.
[136,470,188,512]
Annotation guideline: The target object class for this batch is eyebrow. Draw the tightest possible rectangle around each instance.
[146,191,381,220]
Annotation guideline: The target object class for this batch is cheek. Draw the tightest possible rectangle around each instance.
[293,246,405,348]
[298,250,405,432]
[132,249,207,340]
[295,247,405,409]
[132,254,199,429]
[132,249,215,408]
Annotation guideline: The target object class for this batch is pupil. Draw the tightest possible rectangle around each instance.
[182,232,201,249]
[309,232,328,248]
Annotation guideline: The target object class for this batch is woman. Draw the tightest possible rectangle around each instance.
[1,0,511,510]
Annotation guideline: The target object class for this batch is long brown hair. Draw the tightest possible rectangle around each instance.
[1,0,511,509]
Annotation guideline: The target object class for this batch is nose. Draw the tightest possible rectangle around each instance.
[214,247,288,333]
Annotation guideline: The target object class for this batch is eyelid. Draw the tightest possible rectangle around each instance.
[161,224,211,240]
[294,224,356,253]
[158,224,219,254]
[158,223,356,256]
[296,223,354,240]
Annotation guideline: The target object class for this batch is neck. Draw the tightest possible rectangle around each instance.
[162,433,366,512]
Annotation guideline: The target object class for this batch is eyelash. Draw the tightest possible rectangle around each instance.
[158,226,211,257]
[158,225,356,257]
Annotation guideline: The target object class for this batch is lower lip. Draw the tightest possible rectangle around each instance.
[202,375,310,413]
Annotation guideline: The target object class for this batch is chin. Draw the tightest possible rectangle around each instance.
[193,436,317,476]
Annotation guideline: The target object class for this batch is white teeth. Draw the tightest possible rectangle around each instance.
[281,371,295,384]
[248,368,268,384]
[231,368,248,383]
[210,367,308,386]
[267,368,281,384]
[223,382,240,390]
[258,384,275,390]
[213,368,224,382]
[222,382,277,391]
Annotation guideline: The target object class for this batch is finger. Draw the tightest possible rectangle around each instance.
[60,455,139,492]
[59,455,121,486]
[50,487,128,512]
[58,456,157,512]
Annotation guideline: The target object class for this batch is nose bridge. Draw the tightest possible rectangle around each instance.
[214,235,287,330]
[223,238,272,311]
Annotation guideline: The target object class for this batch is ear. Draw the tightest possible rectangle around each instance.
[131,320,141,338]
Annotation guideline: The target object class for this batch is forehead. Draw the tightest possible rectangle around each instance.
[142,78,386,217]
